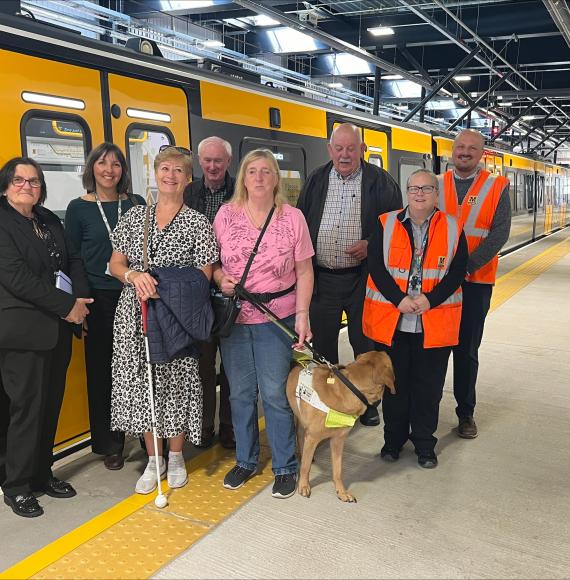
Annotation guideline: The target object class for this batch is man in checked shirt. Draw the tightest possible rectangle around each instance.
[297,123,402,426]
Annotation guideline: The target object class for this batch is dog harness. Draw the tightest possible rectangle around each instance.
[295,364,358,428]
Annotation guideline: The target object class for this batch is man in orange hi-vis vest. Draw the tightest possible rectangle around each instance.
[437,129,511,439]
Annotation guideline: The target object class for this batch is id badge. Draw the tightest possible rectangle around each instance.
[105,262,112,276]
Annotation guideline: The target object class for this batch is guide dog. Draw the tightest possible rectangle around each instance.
[286,351,395,503]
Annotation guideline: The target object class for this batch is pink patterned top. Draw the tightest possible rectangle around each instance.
[213,203,314,324]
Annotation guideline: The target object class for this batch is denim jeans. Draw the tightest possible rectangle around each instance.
[220,316,297,475]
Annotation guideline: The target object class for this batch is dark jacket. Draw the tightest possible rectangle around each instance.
[183,172,234,219]
[367,207,468,309]
[0,197,89,350]
[147,266,214,364]
[296,160,403,256]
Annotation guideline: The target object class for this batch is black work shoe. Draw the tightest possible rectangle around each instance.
[380,446,400,462]
[104,453,125,470]
[34,476,77,498]
[359,405,380,427]
[417,453,438,469]
[4,494,44,518]
[223,465,256,490]
[271,473,297,499]
[457,416,478,439]
[219,423,236,450]
[195,427,215,449]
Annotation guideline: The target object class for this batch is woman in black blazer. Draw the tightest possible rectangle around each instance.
[0,157,92,518]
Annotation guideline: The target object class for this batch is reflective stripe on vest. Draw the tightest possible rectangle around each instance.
[363,210,463,348]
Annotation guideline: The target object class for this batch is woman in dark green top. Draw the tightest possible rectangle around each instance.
[65,143,145,470]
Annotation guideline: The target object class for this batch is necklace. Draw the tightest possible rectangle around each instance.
[245,202,273,230]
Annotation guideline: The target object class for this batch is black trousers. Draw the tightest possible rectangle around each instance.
[84,289,124,456]
[452,282,493,419]
[377,332,451,454]
[197,337,231,432]
[0,321,72,496]
[310,269,373,364]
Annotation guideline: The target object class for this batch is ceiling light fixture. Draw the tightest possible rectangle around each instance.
[203,39,224,48]
[499,102,513,106]
[367,26,395,36]
[327,82,344,88]
[453,75,472,82]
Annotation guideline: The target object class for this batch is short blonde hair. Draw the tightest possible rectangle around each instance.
[230,149,287,210]
[406,168,439,189]
[153,147,193,178]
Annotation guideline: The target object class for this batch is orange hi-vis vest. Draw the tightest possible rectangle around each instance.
[437,169,508,284]
[363,210,463,348]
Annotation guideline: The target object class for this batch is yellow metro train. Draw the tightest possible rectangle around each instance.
[0,12,568,457]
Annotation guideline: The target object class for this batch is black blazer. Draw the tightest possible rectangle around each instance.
[0,197,89,351]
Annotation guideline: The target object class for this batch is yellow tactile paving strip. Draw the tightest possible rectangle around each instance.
[2,232,570,580]
[490,235,570,313]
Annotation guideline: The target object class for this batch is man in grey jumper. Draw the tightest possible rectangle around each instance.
[438,129,511,438]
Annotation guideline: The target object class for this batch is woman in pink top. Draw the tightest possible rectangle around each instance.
[213,149,314,499]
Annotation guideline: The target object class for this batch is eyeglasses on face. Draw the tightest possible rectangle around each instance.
[407,185,437,195]
[159,145,192,156]
[246,168,276,178]
[12,176,42,188]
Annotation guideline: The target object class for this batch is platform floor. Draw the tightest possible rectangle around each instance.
[1,228,570,579]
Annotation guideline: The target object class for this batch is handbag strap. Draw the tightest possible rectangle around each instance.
[143,204,151,272]
[238,205,275,286]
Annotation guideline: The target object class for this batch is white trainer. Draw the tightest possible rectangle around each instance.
[167,452,188,488]
[135,457,166,495]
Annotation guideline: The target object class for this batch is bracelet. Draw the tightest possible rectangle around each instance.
[124,269,135,285]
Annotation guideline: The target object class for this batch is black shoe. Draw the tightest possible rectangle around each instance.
[359,405,380,427]
[195,427,215,449]
[4,494,44,518]
[34,476,77,498]
[219,423,236,450]
[104,453,125,470]
[380,446,400,462]
[457,416,478,439]
[417,453,438,469]
[223,465,256,490]
[271,473,297,499]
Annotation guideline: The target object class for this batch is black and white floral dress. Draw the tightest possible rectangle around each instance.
[110,204,218,443]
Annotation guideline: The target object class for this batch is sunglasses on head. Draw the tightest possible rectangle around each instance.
[159,145,192,156]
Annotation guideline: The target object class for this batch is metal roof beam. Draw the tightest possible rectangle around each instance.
[448,70,514,131]
[489,99,541,143]
[512,109,557,150]
[542,0,570,49]
[233,0,431,87]
[403,47,480,122]
[528,120,569,153]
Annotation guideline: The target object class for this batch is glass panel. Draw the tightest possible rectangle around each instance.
[24,117,87,218]
[128,128,171,203]
[368,154,382,168]
[535,175,545,237]
[240,138,306,206]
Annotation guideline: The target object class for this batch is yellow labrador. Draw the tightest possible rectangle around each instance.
[286,351,395,503]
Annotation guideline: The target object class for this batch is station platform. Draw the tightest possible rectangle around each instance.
[1,228,569,580]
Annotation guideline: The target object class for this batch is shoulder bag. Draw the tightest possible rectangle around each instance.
[211,206,274,338]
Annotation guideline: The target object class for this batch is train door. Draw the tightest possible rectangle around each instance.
[391,127,432,206]
[0,48,107,454]
[534,167,546,237]
[239,136,307,206]
[106,74,190,203]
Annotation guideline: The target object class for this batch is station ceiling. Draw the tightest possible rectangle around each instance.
[22,1,570,156]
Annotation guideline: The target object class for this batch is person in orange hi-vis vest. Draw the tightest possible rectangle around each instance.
[437,129,511,439]
[363,169,467,468]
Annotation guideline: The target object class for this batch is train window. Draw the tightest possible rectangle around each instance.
[398,157,426,205]
[127,126,172,203]
[239,137,306,206]
[368,153,383,168]
[506,170,516,213]
[23,115,88,218]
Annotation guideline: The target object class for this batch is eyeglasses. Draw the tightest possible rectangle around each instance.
[12,176,42,188]
[159,145,192,156]
[407,185,437,195]
[246,168,276,178]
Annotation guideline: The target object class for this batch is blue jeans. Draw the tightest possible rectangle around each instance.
[220,316,297,475]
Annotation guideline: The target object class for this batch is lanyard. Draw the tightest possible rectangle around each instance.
[94,192,122,236]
